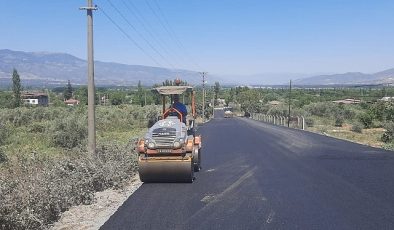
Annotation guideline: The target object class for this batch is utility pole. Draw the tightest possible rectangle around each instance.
[212,86,215,118]
[144,90,147,106]
[287,79,292,127]
[199,72,207,122]
[46,89,50,106]
[80,0,97,155]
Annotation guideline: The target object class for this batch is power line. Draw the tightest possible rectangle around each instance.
[98,6,163,67]
[152,0,203,70]
[146,0,203,71]
[152,0,188,51]
[106,0,176,69]
[122,0,183,68]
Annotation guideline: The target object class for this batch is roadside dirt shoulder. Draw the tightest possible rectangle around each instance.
[51,175,142,230]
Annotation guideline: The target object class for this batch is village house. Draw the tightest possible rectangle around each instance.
[332,98,361,104]
[22,92,49,106]
[379,97,394,102]
[64,98,80,106]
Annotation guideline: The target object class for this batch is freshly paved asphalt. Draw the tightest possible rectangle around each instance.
[101,110,394,230]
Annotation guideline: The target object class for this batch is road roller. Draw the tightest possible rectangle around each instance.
[137,79,202,183]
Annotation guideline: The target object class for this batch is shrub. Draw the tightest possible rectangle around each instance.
[305,117,314,127]
[335,116,344,127]
[0,122,9,146]
[11,108,32,127]
[0,148,7,163]
[0,107,69,127]
[358,112,374,129]
[305,102,337,117]
[384,102,394,121]
[50,115,87,149]
[351,123,363,133]
[342,107,356,120]
[382,122,394,143]
[145,106,159,128]
[383,142,394,151]
[267,104,288,117]
[28,122,47,133]
[96,105,160,132]
[0,141,138,230]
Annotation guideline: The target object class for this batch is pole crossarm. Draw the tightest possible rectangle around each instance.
[79,6,98,10]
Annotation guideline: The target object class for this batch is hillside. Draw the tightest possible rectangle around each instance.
[0,49,207,87]
[294,69,394,85]
[2,49,394,87]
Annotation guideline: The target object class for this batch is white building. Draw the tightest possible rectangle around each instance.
[22,93,49,106]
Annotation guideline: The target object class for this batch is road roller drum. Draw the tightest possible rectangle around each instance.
[138,155,194,183]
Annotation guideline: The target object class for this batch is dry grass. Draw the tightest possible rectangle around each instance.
[0,141,138,230]
[308,121,387,148]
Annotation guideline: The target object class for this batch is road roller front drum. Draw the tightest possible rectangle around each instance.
[138,155,194,183]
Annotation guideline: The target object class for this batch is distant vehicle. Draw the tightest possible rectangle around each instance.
[224,110,233,118]
[224,107,233,118]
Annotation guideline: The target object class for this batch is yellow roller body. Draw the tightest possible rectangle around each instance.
[138,155,194,183]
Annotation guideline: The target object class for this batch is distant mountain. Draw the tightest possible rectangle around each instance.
[0,49,220,87]
[2,49,393,87]
[294,69,394,85]
[218,73,307,85]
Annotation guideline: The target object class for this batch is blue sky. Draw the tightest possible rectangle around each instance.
[1,0,394,79]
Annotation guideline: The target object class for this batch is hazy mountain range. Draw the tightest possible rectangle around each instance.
[293,69,394,85]
[0,49,216,87]
[0,49,393,87]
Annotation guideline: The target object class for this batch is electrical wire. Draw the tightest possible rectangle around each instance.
[148,0,203,71]
[98,6,163,67]
[122,0,185,69]
[106,0,177,69]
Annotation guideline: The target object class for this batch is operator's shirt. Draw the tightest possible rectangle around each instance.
[173,102,187,122]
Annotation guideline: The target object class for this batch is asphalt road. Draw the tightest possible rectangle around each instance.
[102,110,394,230]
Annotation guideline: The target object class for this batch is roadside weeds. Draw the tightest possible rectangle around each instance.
[51,174,142,230]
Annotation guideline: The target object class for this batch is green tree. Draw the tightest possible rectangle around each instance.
[110,92,124,105]
[214,82,220,105]
[75,86,88,105]
[12,68,22,108]
[382,122,394,143]
[162,79,172,86]
[238,89,262,113]
[137,81,144,107]
[225,88,235,106]
[384,102,394,121]
[0,91,13,108]
[63,80,73,100]
[152,83,162,104]
[358,112,374,128]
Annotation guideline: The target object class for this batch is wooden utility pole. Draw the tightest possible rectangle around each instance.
[144,91,147,106]
[287,80,292,127]
[80,0,97,154]
[212,86,215,118]
[199,72,207,122]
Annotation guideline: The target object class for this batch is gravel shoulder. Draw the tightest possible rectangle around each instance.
[51,174,142,230]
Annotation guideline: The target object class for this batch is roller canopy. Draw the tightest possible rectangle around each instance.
[153,86,193,95]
